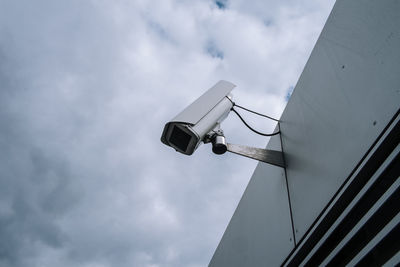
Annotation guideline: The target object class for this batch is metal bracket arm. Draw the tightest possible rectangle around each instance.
[226,143,285,168]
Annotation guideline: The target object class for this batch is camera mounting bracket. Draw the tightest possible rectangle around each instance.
[209,132,285,168]
[226,143,285,168]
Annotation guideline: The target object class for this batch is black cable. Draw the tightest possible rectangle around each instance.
[234,103,280,122]
[225,96,280,122]
[231,108,281,136]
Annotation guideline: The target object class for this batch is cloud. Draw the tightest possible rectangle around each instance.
[0,0,335,266]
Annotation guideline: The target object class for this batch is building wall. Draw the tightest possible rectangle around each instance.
[210,0,400,265]
[209,131,294,267]
[282,0,400,242]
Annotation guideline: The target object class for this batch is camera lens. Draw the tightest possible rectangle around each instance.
[212,135,227,154]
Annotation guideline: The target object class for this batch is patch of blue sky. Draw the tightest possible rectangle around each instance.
[206,41,224,60]
[285,86,294,102]
[263,19,273,27]
[215,0,227,10]
[148,21,171,41]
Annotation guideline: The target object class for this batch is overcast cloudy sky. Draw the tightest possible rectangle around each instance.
[0,1,334,266]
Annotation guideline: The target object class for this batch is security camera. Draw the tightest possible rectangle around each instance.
[161,80,286,167]
[161,80,236,155]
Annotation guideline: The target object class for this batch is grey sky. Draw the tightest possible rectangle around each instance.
[0,0,334,266]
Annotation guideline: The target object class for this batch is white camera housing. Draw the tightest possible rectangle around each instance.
[161,80,236,155]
